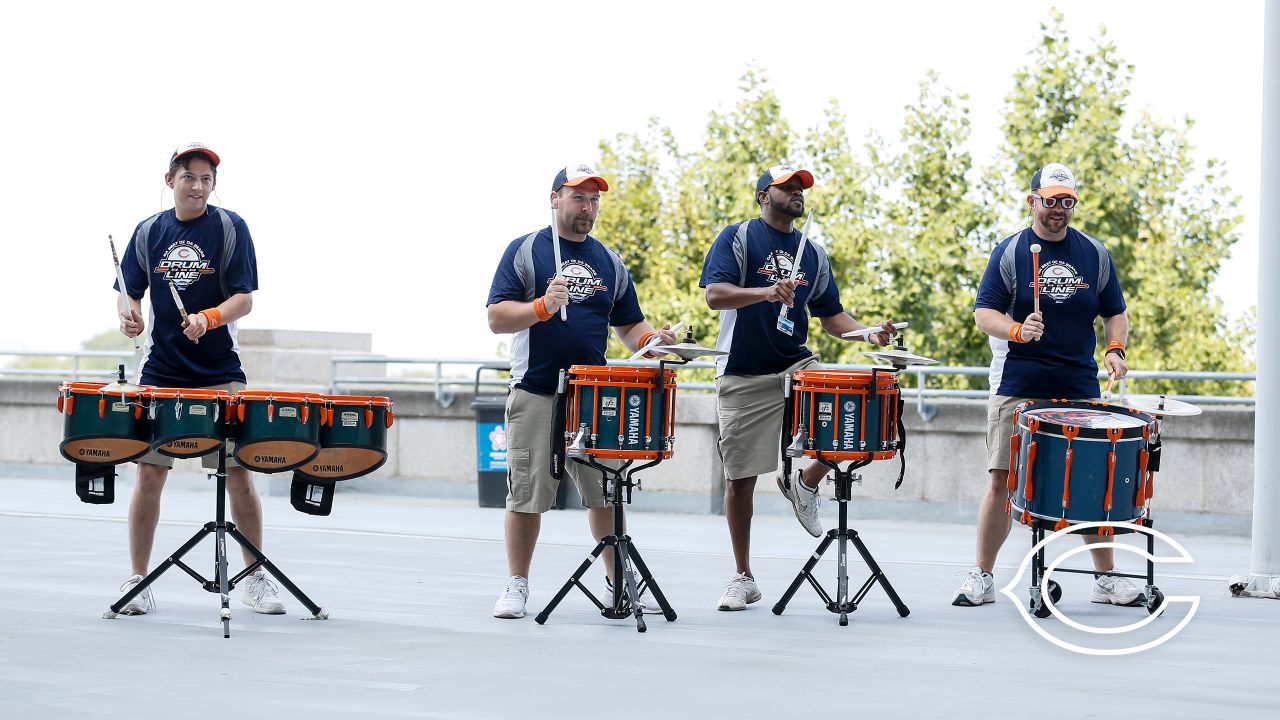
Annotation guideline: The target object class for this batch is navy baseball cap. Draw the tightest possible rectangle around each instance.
[756,164,814,194]
[171,141,220,167]
[552,163,609,192]
[1031,162,1077,199]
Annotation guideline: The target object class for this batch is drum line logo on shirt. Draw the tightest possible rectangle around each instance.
[1030,261,1089,303]
[757,253,808,285]
[558,260,608,304]
[155,241,214,290]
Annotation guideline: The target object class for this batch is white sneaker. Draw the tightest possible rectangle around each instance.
[1091,571,1143,606]
[118,574,156,615]
[494,576,529,619]
[952,567,995,606]
[241,570,287,614]
[604,575,653,612]
[717,572,762,611]
[777,470,823,537]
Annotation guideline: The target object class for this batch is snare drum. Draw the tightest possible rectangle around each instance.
[564,365,676,460]
[147,387,233,458]
[57,382,151,465]
[233,391,321,473]
[1008,400,1156,531]
[789,369,900,461]
[296,395,394,481]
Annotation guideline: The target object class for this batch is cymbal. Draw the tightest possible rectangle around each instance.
[863,348,938,367]
[100,381,145,394]
[653,343,728,361]
[1122,395,1203,417]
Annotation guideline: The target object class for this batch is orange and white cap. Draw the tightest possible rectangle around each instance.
[552,163,609,192]
[171,141,220,168]
[1031,163,1077,199]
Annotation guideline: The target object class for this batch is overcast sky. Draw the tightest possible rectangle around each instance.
[0,0,1263,361]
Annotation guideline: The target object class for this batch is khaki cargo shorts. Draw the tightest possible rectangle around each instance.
[137,381,245,470]
[505,387,610,513]
[715,356,821,481]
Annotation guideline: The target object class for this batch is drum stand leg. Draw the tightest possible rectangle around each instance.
[104,445,329,636]
[535,463,677,633]
[772,461,910,626]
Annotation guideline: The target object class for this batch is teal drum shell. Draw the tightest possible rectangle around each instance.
[566,366,676,460]
[147,388,232,458]
[58,382,152,466]
[1009,400,1155,530]
[295,396,394,481]
[233,391,321,473]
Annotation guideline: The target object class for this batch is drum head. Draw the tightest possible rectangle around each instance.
[1023,406,1148,430]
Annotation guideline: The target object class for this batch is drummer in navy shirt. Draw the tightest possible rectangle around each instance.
[486,164,676,619]
[700,164,896,611]
[115,142,283,616]
[953,162,1140,608]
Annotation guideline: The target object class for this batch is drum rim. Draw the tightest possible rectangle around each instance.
[146,387,231,400]
[235,390,321,402]
[320,395,393,406]
[1015,399,1154,439]
[792,369,898,388]
[60,381,151,396]
[567,364,676,381]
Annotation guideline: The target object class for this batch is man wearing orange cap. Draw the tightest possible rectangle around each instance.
[700,164,896,611]
[486,164,676,619]
[955,162,1137,608]
[116,142,283,616]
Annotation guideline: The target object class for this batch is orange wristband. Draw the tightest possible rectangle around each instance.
[533,297,553,322]
[637,331,657,358]
[1009,322,1026,343]
[200,308,223,330]
[1106,340,1126,359]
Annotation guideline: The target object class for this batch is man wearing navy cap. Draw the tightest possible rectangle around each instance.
[955,162,1139,608]
[115,142,283,615]
[700,163,896,611]
[486,163,676,619]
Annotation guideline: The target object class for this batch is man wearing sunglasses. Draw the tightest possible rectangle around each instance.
[954,162,1138,608]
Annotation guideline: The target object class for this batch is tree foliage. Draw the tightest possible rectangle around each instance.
[592,14,1252,397]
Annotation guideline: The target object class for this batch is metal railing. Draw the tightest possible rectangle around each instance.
[0,350,138,382]
[329,356,1256,418]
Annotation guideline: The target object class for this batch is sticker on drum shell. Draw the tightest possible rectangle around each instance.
[190,405,208,416]
[601,397,618,418]
[279,407,298,419]
[112,402,129,413]
[341,411,359,427]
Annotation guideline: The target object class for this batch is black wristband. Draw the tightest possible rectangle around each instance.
[1106,347,1126,360]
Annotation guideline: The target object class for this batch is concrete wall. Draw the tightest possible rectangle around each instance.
[8,331,1255,515]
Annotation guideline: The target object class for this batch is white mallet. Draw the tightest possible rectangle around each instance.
[550,209,566,321]
[1029,242,1042,342]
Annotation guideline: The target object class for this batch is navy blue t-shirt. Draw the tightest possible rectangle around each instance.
[487,227,645,395]
[699,218,843,377]
[974,227,1126,399]
[117,206,258,388]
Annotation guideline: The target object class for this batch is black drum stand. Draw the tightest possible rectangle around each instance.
[103,444,328,637]
[1024,517,1165,618]
[771,457,910,626]
[533,458,677,632]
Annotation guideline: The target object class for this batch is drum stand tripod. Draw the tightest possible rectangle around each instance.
[535,360,682,632]
[103,444,328,637]
[771,456,911,626]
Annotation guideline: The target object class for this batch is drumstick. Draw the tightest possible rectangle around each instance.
[842,322,909,339]
[1102,372,1115,400]
[776,210,815,335]
[1029,242,1042,342]
[550,209,566,321]
[110,236,141,350]
[629,322,684,360]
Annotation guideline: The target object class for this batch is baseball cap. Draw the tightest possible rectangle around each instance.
[171,141,220,168]
[1031,163,1077,199]
[756,164,815,194]
[552,163,609,192]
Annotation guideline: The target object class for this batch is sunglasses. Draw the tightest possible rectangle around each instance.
[1035,196,1077,209]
